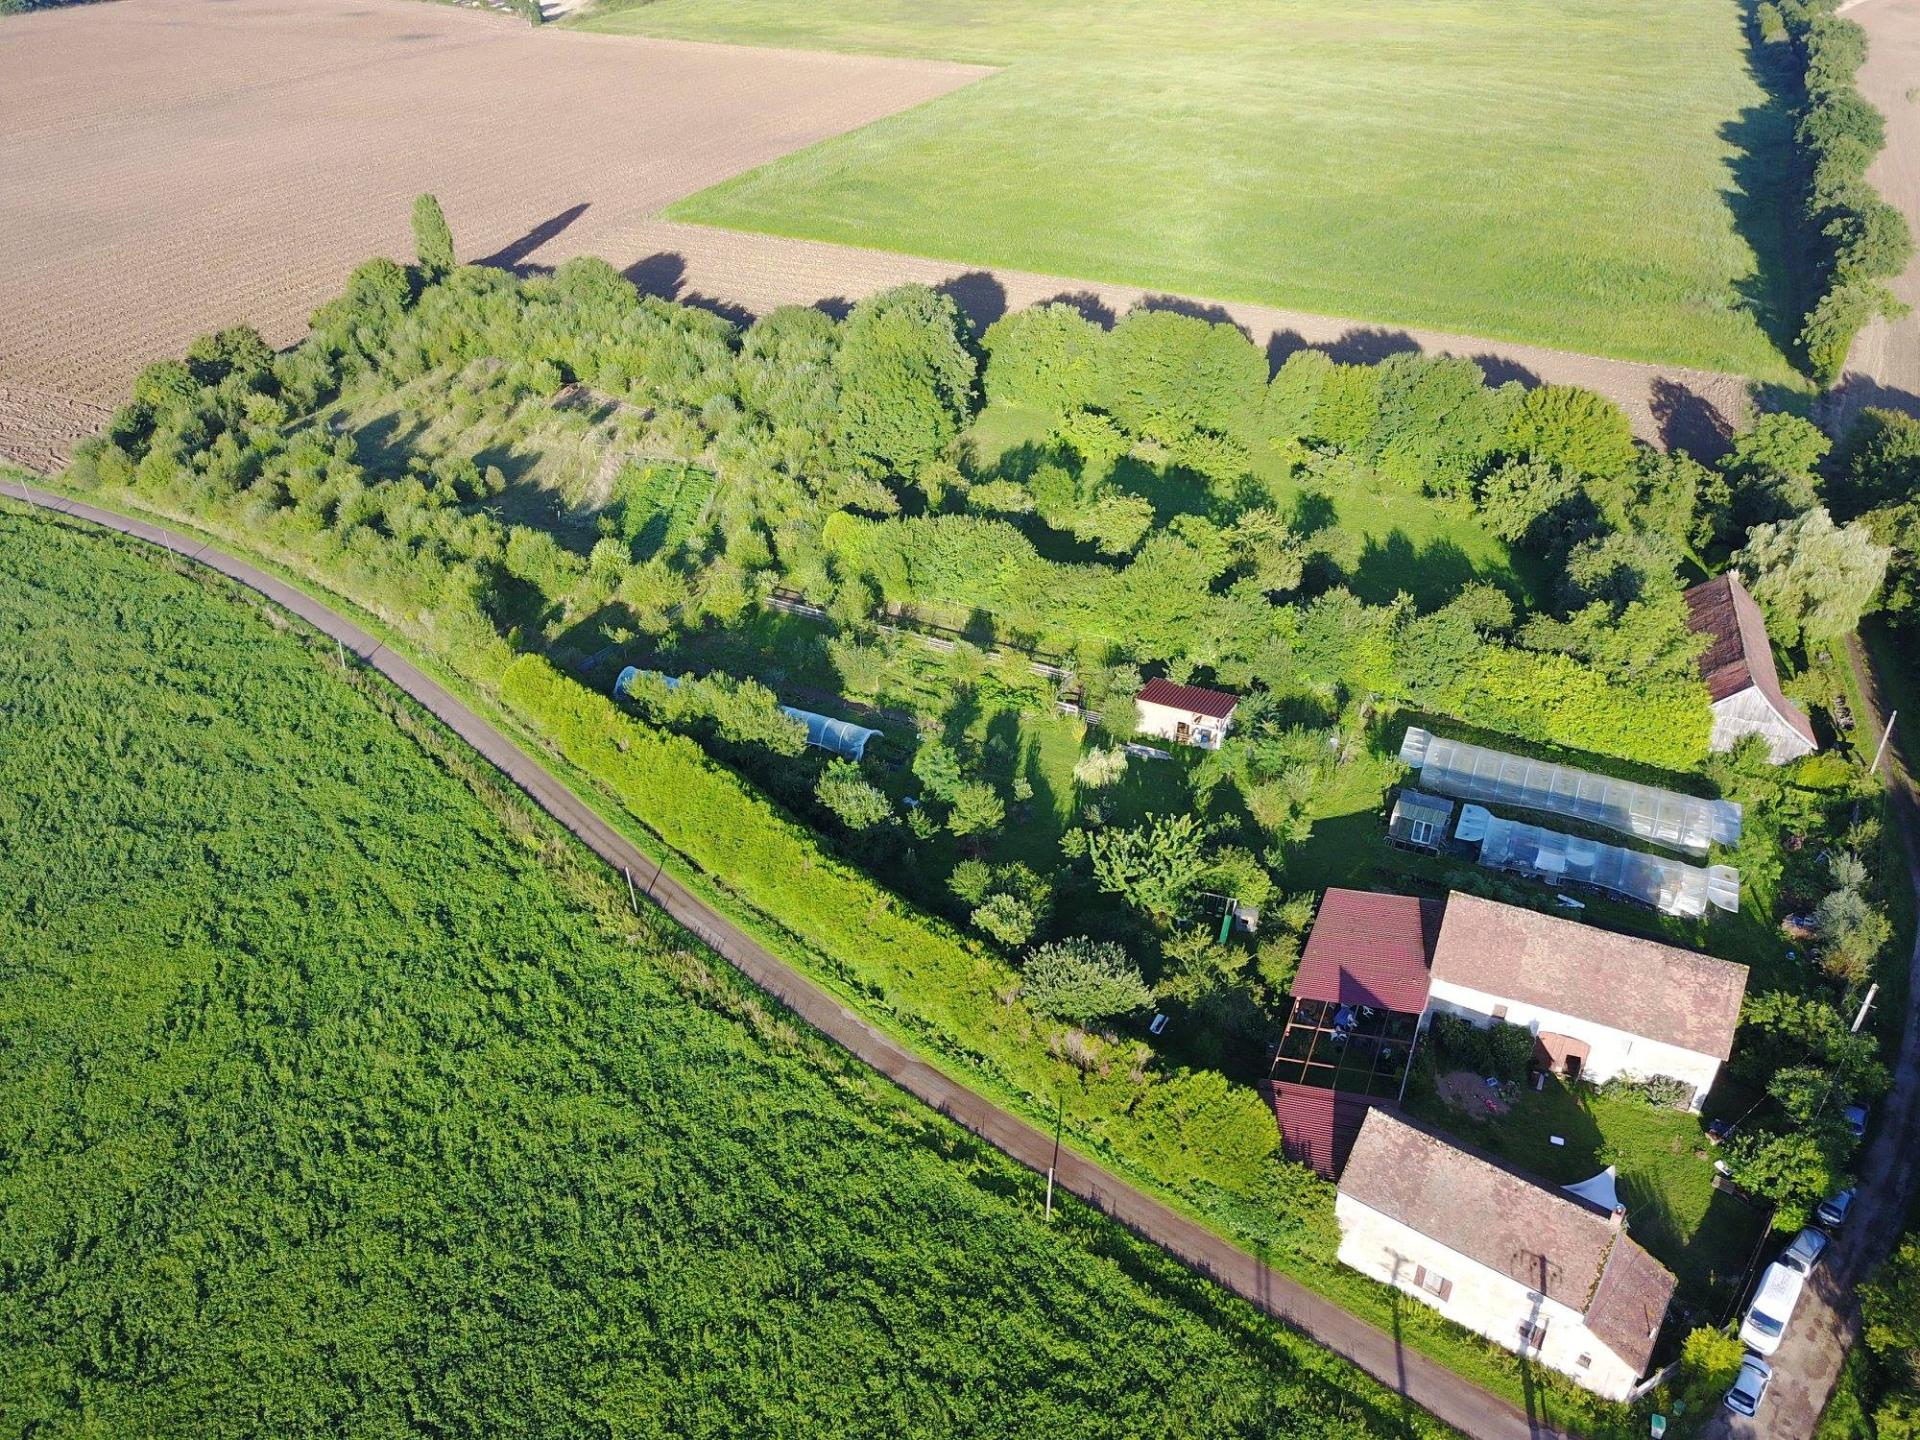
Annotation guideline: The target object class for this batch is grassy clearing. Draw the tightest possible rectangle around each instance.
[0,505,1455,1440]
[582,0,1800,380]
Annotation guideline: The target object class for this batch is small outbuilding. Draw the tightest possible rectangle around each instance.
[1683,573,1818,764]
[1388,789,1454,853]
[1134,678,1238,750]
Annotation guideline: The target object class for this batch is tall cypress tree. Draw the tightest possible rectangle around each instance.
[411,193,456,278]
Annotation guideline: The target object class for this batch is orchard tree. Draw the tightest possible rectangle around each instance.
[833,285,976,481]
[945,781,1006,838]
[1021,938,1153,1025]
[411,193,456,277]
[1087,813,1209,918]
[1725,1127,1847,1229]
[816,759,892,831]
[1734,506,1891,646]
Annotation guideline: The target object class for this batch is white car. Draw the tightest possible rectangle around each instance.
[1817,1188,1857,1228]
[1739,1261,1807,1356]
[1780,1227,1828,1274]
[1725,1355,1772,1417]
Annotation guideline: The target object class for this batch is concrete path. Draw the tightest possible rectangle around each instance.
[9,479,1574,1440]
[1832,0,1920,429]
[1706,639,1920,1440]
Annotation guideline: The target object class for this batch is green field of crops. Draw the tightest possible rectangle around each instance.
[581,0,1799,381]
[0,504,1457,1440]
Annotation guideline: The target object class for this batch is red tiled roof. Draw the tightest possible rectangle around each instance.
[1683,573,1817,747]
[1136,677,1239,719]
[1265,1081,1393,1177]
[1294,888,1439,1013]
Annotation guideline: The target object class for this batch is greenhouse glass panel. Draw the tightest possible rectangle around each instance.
[1462,806,1740,919]
[1399,728,1740,854]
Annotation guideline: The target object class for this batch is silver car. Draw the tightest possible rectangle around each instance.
[1780,1227,1828,1274]
[1817,1188,1857,1228]
[1725,1355,1772,1417]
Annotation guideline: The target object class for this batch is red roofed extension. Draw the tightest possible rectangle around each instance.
[1294,888,1440,1014]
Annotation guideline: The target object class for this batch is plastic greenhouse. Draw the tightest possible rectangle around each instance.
[1400,727,1740,855]
[615,667,882,761]
[1459,805,1741,919]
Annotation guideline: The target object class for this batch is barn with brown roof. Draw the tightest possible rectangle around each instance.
[1335,1110,1677,1400]
[1424,891,1748,1108]
[1683,572,1817,763]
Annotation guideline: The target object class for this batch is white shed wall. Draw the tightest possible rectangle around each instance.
[1134,699,1231,750]
[1708,688,1815,765]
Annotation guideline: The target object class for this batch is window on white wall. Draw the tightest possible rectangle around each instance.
[1412,1265,1452,1301]
[1518,1320,1547,1349]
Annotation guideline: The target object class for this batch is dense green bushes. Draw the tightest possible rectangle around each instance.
[499,654,1305,1224]
[1764,0,1914,382]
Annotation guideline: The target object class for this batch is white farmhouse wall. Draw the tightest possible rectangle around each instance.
[1424,979,1722,1106]
[1334,1195,1643,1400]
[1134,700,1231,750]
[1708,689,1815,764]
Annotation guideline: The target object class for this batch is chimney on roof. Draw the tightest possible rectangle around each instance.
[1610,1206,1626,1231]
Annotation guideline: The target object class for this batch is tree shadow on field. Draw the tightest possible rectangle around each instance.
[1348,531,1480,608]
[1140,293,1252,337]
[1721,4,1811,369]
[1468,352,1542,389]
[936,271,1008,333]
[1322,327,1421,365]
[620,251,756,328]
[1652,376,1738,459]
[477,202,590,275]
[1037,290,1118,328]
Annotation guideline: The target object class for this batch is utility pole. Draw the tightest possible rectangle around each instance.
[1852,983,1879,1034]
[336,637,347,669]
[1870,710,1898,777]
[1044,1095,1063,1220]
[624,867,639,914]
[17,478,36,510]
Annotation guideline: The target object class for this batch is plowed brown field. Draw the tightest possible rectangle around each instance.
[0,0,987,468]
[0,0,1756,470]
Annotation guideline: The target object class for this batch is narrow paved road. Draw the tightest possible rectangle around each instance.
[1707,638,1920,1440]
[11,483,1572,1440]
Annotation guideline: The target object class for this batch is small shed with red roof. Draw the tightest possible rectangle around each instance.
[1134,678,1238,750]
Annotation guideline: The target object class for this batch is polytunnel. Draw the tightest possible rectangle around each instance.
[1460,805,1741,919]
[1400,727,1741,855]
[614,667,881,760]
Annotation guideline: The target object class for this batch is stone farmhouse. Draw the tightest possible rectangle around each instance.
[1336,1110,1677,1400]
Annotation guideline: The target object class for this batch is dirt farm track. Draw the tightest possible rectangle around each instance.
[0,0,1792,469]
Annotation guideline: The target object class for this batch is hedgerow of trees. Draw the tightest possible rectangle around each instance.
[1755,0,1915,381]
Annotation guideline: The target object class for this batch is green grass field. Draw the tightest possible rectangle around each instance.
[581,0,1800,380]
[0,505,1455,1440]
